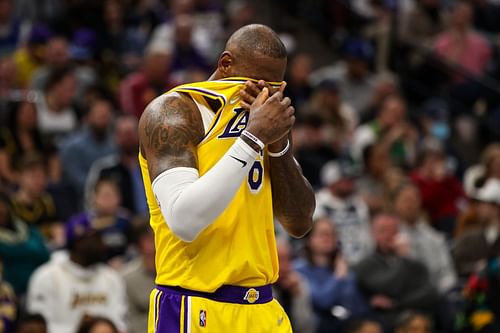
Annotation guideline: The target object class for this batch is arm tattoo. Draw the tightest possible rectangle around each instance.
[139,93,204,180]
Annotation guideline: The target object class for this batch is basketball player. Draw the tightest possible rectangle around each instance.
[139,24,315,332]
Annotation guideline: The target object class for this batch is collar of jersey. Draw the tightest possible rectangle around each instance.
[216,76,283,87]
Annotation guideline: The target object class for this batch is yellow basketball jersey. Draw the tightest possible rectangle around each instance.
[139,77,283,292]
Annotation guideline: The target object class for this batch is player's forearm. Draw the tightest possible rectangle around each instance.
[269,141,315,238]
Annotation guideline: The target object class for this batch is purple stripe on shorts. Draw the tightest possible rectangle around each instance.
[183,295,188,333]
[155,290,182,333]
[156,284,273,305]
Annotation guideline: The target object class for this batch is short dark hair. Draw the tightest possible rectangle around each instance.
[395,310,432,330]
[76,316,117,333]
[17,313,47,328]
[343,319,380,333]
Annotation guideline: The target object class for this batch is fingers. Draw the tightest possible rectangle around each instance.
[240,100,251,111]
[244,80,262,97]
[253,87,269,107]
[239,89,255,105]
[280,96,291,108]
[279,81,287,94]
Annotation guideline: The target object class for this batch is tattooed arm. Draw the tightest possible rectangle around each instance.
[139,90,292,241]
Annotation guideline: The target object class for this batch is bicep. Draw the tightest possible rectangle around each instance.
[139,93,204,180]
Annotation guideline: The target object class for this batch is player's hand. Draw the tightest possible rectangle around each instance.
[240,80,279,111]
[245,86,295,145]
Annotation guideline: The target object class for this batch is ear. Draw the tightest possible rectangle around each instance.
[217,51,234,77]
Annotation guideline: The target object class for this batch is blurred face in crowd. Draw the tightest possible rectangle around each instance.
[175,15,194,48]
[476,201,500,224]
[394,185,421,224]
[46,37,69,66]
[0,0,12,23]
[115,116,139,156]
[104,0,123,26]
[347,58,369,79]
[171,0,195,16]
[17,322,47,333]
[420,0,439,9]
[93,181,121,216]
[452,2,473,30]
[139,229,155,272]
[143,52,171,85]
[396,315,432,333]
[355,322,383,333]
[20,165,47,198]
[367,145,390,176]
[373,215,399,253]
[289,54,312,85]
[330,178,354,198]
[308,218,337,257]
[87,99,114,139]
[379,96,406,128]
[487,155,500,179]
[88,321,117,333]
[50,72,77,108]
[17,101,38,130]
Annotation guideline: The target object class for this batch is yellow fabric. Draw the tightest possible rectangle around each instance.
[140,77,282,292]
[13,49,41,88]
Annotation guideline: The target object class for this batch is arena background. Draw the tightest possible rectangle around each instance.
[1,0,500,332]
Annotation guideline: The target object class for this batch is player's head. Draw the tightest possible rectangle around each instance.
[214,24,287,82]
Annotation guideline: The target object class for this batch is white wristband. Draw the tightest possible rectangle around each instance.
[241,130,265,151]
[268,139,290,157]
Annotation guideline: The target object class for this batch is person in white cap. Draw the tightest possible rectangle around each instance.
[452,178,500,277]
[314,160,373,266]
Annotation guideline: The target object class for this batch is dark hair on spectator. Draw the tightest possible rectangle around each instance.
[44,65,75,92]
[16,313,47,328]
[389,180,417,203]
[395,310,432,330]
[343,319,380,333]
[362,144,376,167]
[5,101,45,161]
[76,316,118,333]
[18,153,47,172]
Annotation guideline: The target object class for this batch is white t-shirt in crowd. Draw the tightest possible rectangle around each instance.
[26,254,127,333]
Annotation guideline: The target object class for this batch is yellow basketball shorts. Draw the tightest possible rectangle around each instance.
[148,284,292,333]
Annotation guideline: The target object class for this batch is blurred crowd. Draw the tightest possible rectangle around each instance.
[1,0,500,332]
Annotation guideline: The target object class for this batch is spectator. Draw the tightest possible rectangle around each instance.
[30,36,69,90]
[354,214,438,332]
[351,95,417,168]
[59,97,116,198]
[0,0,30,56]
[85,115,147,216]
[0,259,16,333]
[35,65,78,145]
[356,143,392,214]
[119,49,173,119]
[0,100,58,187]
[274,237,316,333]
[13,25,51,88]
[400,0,444,48]
[0,193,49,296]
[120,224,154,333]
[0,56,18,110]
[295,217,369,333]
[68,179,131,264]
[343,319,383,333]
[26,212,127,333]
[452,179,500,277]
[314,161,373,265]
[464,143,500,197]
[394,311,433,333]
[410,147,465,235]
[76,316,118,333]
[311,38,376,115]
[10,154,60,245]
[292,114,337,189]
[392,182,457,294]
[15,314,47,333]
[307,79,358,155]
[434,0,492,83]
[285,53,313,109]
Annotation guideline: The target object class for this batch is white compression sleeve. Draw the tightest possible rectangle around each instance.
[152,137,259,242]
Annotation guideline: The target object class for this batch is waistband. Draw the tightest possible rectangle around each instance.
[156,284,273,304]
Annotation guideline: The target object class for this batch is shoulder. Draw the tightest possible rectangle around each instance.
[29,260,58,283]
